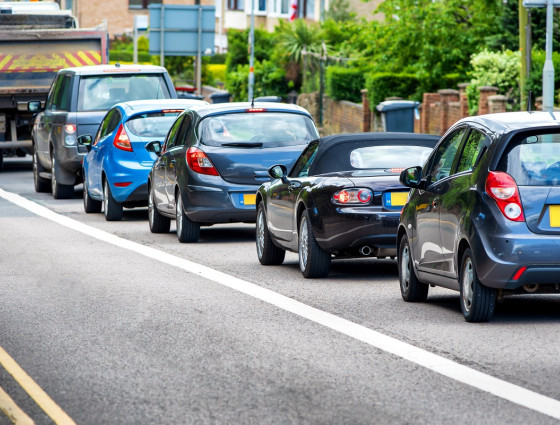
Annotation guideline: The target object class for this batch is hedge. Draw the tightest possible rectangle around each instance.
[325,66,365,103]
[109,50,152,63]
[365,72,420,108]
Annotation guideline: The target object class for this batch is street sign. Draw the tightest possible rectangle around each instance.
[148,5,215,56]
[523,0,560,7]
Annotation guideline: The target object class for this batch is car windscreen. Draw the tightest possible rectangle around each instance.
[78,74,171,112]
[198,112,318,148]
[313,143,434,175]
[125,110,183,138]
[497,132,560,186]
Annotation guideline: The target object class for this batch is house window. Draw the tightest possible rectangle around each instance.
[257,0,266,12]
[129,0,162,9]
[228,0,245,11]
[298,0,314,19]
[280,0,289,14]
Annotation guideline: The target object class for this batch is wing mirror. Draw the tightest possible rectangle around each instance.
[145,141,162,156]
[77,134,93,151]
[400,166,425,189]
[28,101,43,113]
[268,164,288,183]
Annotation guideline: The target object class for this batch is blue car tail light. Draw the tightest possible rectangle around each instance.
[485,171,525,222]
[113,124,133,152]
[332,188,373,205]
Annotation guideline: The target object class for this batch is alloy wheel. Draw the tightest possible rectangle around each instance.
[462,257,474,314]
[401,244,411,293]
[256,209,265,259]
[299,217,309,271]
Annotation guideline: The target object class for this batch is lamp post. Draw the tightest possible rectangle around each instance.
[248,0,255,101]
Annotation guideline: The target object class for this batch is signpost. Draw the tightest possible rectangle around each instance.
[148,5,215,95]
[133,15,148,65]
[523,0,560,112]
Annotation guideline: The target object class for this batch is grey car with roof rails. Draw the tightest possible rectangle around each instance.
[30,64,177,199]
[398,111,560,322]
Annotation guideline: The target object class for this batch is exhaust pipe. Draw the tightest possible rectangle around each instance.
[359,245,372,256]
[523,284,539,293]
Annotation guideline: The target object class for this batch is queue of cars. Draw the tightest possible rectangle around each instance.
[28,65,560,323]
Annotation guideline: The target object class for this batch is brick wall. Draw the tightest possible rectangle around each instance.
[323,98,363,135]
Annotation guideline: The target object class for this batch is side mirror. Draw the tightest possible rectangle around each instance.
[400,166,424,189]
[145,141,162,156]
[268,164,288,182]
[77,134,93,151]
[28,101,43,113]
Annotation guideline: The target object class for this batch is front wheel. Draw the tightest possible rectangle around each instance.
[103,179,123,221]
[398,234,429,302]
[298,210,331,278]
[83,172,101,213]
[460,248,496,322]
[256,202,285,265]
[33,149,50,193]
[176,192,200,243]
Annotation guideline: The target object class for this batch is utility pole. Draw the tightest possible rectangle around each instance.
[543,0,554,111]
[519,0,528,107]
[248,0,255,101]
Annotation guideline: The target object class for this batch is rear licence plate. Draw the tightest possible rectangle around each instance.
[549,205,560,227]
[384,192,408,207]
[239,194,256,206]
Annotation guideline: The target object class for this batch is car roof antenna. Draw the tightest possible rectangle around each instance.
[527,90,533,113]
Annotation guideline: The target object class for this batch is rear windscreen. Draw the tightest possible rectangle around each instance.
[498,133,560,185]
[198,112,318,148]
[126,111,183,138]
[350,145,433,169]
[78,74,171,112]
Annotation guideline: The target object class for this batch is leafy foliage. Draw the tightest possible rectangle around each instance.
[465,49,520,115]
[325,67,364,103]
[226,60,288,102]
[365,73,421,108]
[526,49,560,107]
[225,29,276,73]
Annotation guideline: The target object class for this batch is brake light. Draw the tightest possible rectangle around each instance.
[161,109,184,113]
[485,171,524,221]
[332,188,373,205]
[388,167,405,174]
[246,108,267,113]
[186,147,219,176]
[113,124,133,152]
[512,266,527,281]
[65,124,76,134]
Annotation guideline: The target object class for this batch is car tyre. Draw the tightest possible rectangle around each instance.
[148,184,170,233]
[398,234,429,302]
[33,148,50,193]
[103,179,123,221]
[298,210,331,278]
[51,155,74,199]
[176,192,200,243]
[83,172,101,213]
[460,248,496,323]
[256,202,285,265]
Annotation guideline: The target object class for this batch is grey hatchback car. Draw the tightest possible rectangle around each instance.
[398,111,560,322]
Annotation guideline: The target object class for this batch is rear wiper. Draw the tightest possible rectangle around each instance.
[221,142,263,148]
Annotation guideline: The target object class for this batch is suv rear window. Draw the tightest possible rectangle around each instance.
[78,74,171,111]
[498,132,560,185]
[198,112,318,148]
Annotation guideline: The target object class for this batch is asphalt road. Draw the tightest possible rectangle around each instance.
[1,156,560,425]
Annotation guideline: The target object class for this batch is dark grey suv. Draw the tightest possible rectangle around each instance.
[398,111,560,322]
[30,64,177,199]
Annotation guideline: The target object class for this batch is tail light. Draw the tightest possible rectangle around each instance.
[186,147,219,176]
[64,124,77,146]
[332,188,373,205]
[114,124,133,152]
[485,171,524,222]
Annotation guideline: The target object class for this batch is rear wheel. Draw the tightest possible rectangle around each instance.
[460,248,496,322]
[83,172,101,213]
[33,149,50,193]
[0,150,3,172]
[398,234,429,302]
[51,155,74,199]
[176,192,200,243]
[298,210,331,278]
[256,202,285,265]
[148,184,170,233]
[103,179,123,221]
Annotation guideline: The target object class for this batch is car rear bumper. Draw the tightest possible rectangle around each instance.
[313,207,401,254]
[108,163,151,203]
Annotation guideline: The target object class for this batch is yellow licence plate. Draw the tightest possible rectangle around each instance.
[243,194,256,205]
[549,205,560,227]
[390,192,408,207]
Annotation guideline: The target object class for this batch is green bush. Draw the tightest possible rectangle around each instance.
[526,49,560,107]
[466,49,520,115]
[226,60,288,102]
[325,66,364,103]
[109,50,151,63]
[225,29,276,73]
[365,72,420,108]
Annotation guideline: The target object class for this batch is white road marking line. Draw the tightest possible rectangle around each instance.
[0,385,34,425]
[2,188,560,420]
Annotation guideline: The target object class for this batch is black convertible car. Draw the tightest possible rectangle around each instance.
[255,132,439,278]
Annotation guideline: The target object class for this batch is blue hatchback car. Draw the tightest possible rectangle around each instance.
[80,99,207,221]
[398,111,560,322]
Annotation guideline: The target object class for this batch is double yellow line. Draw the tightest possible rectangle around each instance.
[0,346,76,425]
